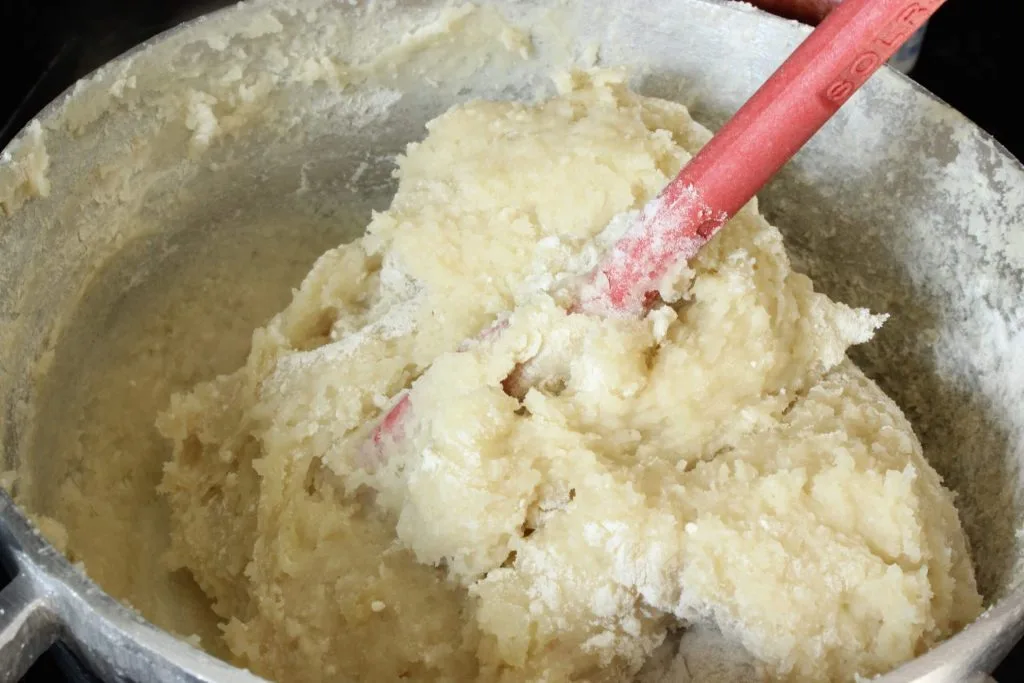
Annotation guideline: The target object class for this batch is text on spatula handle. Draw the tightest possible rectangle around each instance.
[826,0,941,103]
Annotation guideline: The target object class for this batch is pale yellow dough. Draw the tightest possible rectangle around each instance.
[157,71,982,683]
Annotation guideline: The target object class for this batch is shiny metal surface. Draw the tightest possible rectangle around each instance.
[0,570,59,681]
[0,497,263,682]
[0,0,1022,681]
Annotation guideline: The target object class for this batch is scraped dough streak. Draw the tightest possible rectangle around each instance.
[158,72,982,683]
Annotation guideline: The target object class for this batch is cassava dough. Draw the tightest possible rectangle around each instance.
[157,71,982,683]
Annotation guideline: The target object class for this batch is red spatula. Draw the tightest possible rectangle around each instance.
[363,0,944,462]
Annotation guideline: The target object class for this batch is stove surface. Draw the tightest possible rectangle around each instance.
[2,1,1022,681]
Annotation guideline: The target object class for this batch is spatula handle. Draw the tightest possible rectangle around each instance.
[677,0,945,219]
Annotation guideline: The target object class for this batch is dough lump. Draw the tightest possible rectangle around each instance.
[157,70,982,683]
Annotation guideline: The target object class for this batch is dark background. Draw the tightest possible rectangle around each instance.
[2,0,1022,681]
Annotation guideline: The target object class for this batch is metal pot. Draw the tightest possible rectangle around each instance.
[1,0,1022,681]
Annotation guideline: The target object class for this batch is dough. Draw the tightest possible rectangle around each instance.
[157,70,982,683]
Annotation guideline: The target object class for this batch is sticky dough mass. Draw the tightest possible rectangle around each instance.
[157,71,982,683]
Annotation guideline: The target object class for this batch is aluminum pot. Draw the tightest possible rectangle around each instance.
[1,0,1022,681]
